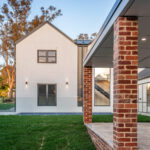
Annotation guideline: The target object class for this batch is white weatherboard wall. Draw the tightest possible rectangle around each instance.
[16,23,82,113]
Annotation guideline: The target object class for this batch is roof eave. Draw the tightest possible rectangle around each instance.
[83,0,135,67]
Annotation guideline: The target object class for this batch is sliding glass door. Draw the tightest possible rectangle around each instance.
[38,84,56,106]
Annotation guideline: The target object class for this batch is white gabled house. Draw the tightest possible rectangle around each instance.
[16,21,150,114]
[16,22,114,113]
[16,22,79,113]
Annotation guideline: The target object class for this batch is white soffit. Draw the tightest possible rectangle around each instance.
[84,0,150,68]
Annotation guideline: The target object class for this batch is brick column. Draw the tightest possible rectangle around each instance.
[83,66,92,124]
[113,17,138,150]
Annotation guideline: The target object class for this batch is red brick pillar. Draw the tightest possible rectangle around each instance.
[83,66,92,124]
[113,17,138,150]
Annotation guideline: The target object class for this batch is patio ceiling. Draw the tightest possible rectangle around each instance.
[83,0,150,68]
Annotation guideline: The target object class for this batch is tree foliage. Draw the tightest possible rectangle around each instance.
[77,33,97,40]
[0,0,62,98]
[0,75,9,98]
[28,6,62,31]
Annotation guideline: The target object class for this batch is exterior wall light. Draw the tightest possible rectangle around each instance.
[65,79,69,88]
[25,81,28,88]
[141,37,147,41]
[66,81,69,85]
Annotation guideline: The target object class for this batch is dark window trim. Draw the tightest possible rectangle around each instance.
[37,50,57,63]
[37,83,57,106]
[94,68,111,107]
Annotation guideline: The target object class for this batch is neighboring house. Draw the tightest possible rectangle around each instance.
[138,68,150,113]
[16,22,114,113]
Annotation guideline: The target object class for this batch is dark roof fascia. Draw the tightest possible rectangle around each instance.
[16,21,77,45]
[83,0,135,66]
[77,44,90,46]
[76,42,92,46]
[75,40,93,46]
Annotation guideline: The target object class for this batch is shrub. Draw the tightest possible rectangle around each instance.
[0,85,8,98]
[3,98,14,103]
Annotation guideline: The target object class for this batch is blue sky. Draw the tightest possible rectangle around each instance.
[0,0,116,39]
[0,0,116,64]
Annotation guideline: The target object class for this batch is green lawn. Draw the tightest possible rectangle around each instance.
[0,103,15,110]
[93,114,150,122]
[0,115,95,150]
[0,115,150,150]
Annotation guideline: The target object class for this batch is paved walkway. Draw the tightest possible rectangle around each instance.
[0,107,15,112]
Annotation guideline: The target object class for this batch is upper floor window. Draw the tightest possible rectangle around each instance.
[37,50,56,63]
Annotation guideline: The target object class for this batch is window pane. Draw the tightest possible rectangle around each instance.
[39,57,46,63]
[39,51,46,56]
[38,85,47,106]
[38,50,56,63]
[48,51,56,56]
[147,83,150,106]
[94,68,110,106]
[48,85,56,106]
[77,46,86,106]
[48,57,56,63]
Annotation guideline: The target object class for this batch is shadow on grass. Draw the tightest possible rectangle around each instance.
[93,114,150,122]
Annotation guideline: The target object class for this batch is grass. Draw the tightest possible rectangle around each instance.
[0,103,15,110]
[93,114,150,122]
[137,114,150,122]
[0,115,95,150]
[93,114,113,122]
[0,114,150,150]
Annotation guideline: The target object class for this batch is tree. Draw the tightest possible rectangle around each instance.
[0,0,62,98]
[0,75,9,98]
[28,6,62,31]
[78,34,89,40]
[0,66,14,86]
[0,72,9,98]
[90,32,97,40]
[77,33,97,40]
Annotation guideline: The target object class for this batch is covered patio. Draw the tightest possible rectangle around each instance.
[86,123,150,150]
[83,0,150,150]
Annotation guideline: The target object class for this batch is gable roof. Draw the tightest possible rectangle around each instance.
[138,68,150,80]
[16,21,76,45]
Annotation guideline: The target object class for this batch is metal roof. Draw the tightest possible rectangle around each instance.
[74,40,92,45]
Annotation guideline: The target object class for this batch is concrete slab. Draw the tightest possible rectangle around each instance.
[86,123,150,150]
